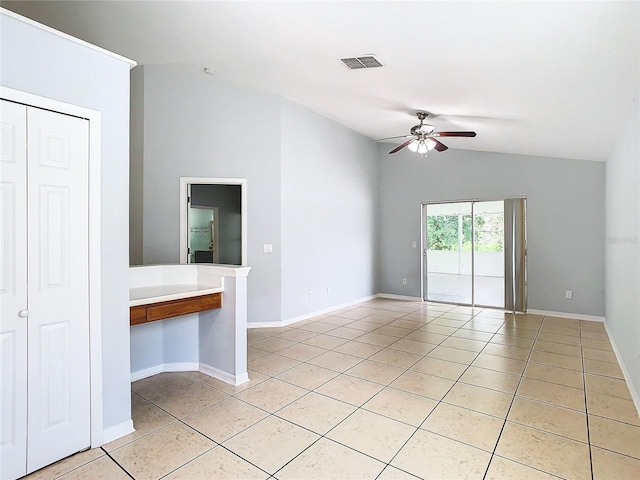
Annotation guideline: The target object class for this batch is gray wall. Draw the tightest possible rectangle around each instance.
[377,147,606,316]
[1,13,133,431]
[280,100,378,320]
[130,64,380,324]
[134,63,608,321]
[132,64,283,323]
[605,93,639,401]
[129,315,199,375]
[191,184,242,265]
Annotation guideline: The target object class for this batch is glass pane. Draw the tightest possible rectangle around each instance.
[426,202,473,304]
[473,201,504,308]
[188,207,214,263]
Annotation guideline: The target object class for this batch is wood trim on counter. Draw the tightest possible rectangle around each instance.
[130,292,222,326]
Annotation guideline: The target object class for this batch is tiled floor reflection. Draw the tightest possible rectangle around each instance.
[26,299,639,480]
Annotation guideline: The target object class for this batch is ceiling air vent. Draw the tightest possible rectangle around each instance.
[340,56,383,70]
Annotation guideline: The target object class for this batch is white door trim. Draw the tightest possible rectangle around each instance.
[179,177,247,266]
[1,86,104,447]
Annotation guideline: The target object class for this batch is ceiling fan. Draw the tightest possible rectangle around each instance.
[378,112,476,156]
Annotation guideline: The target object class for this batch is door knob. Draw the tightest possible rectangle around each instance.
[18,310,29,318]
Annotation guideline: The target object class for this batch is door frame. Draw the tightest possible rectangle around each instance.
[179,177,247,266]
[421,200,476,306]
[1,86,103,447]
[421,196,526,310]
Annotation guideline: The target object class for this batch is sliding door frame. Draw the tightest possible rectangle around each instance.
[421,196,527,311]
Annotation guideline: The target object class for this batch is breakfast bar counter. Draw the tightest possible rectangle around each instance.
[129,264,251,386]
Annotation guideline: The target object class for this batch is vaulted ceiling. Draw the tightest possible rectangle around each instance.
[3,1,638,161]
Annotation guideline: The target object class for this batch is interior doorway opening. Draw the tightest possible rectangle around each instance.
[422,197,526,311]
[179,177,247,266]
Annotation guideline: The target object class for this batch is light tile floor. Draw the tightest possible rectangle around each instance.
[25,299,640,480]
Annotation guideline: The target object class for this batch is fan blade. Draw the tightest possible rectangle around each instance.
[433,139,448,152]
[432,131,476,137]
[376,134,412,141]
[388,139,413,154]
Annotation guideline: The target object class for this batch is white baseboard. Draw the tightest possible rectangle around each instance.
[130,362,199,382]
[102,419,134,445]
[248,293,428,329]
[378,293,423,302]
[248,294,378,328]
[131,361,247,387]
[248,320,297,328]
[527,309,605,322]
[199,363,249,386]
[603,321,640,416]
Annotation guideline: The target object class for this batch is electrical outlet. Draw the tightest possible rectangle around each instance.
[412,241,417,248]
[402,278,407,285]
[565,290,573,299]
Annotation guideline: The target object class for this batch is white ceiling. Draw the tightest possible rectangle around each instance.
[4,1,638,161]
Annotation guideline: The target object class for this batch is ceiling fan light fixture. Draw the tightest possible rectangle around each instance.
[382,111,477,156]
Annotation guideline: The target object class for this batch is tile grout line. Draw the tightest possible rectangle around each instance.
[234,314,632,476]
[483,315,613,478]
[480,313,545,480]
[265,303,461,478]
[290,310,594,474]
[194,304,442,476]
[580,323,596,480]
[378,308,512,478]
[189,314,510,422]
[128,302,624,480]
[156,398,280,478]
[438,309,525,479]
[264,302,461,478]
[99,447,136,480]
[254,306,452,389]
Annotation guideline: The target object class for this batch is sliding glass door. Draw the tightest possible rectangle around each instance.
[424,202,473,304]
[473,201,504,308]
[423,198,526,310]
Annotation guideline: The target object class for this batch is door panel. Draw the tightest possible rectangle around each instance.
[473,201,505,308]
[0,100,28,480]
[423,198,526,311]
[188,206,218,263]
[39,186,70,289]
[39,321,71,432]
[425,202,473,304]
[26,107,90,473]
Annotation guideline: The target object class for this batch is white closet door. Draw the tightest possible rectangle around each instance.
[26,107,90,473]
[0,100,29,480]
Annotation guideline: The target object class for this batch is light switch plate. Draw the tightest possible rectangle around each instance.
[263,244,273,253]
